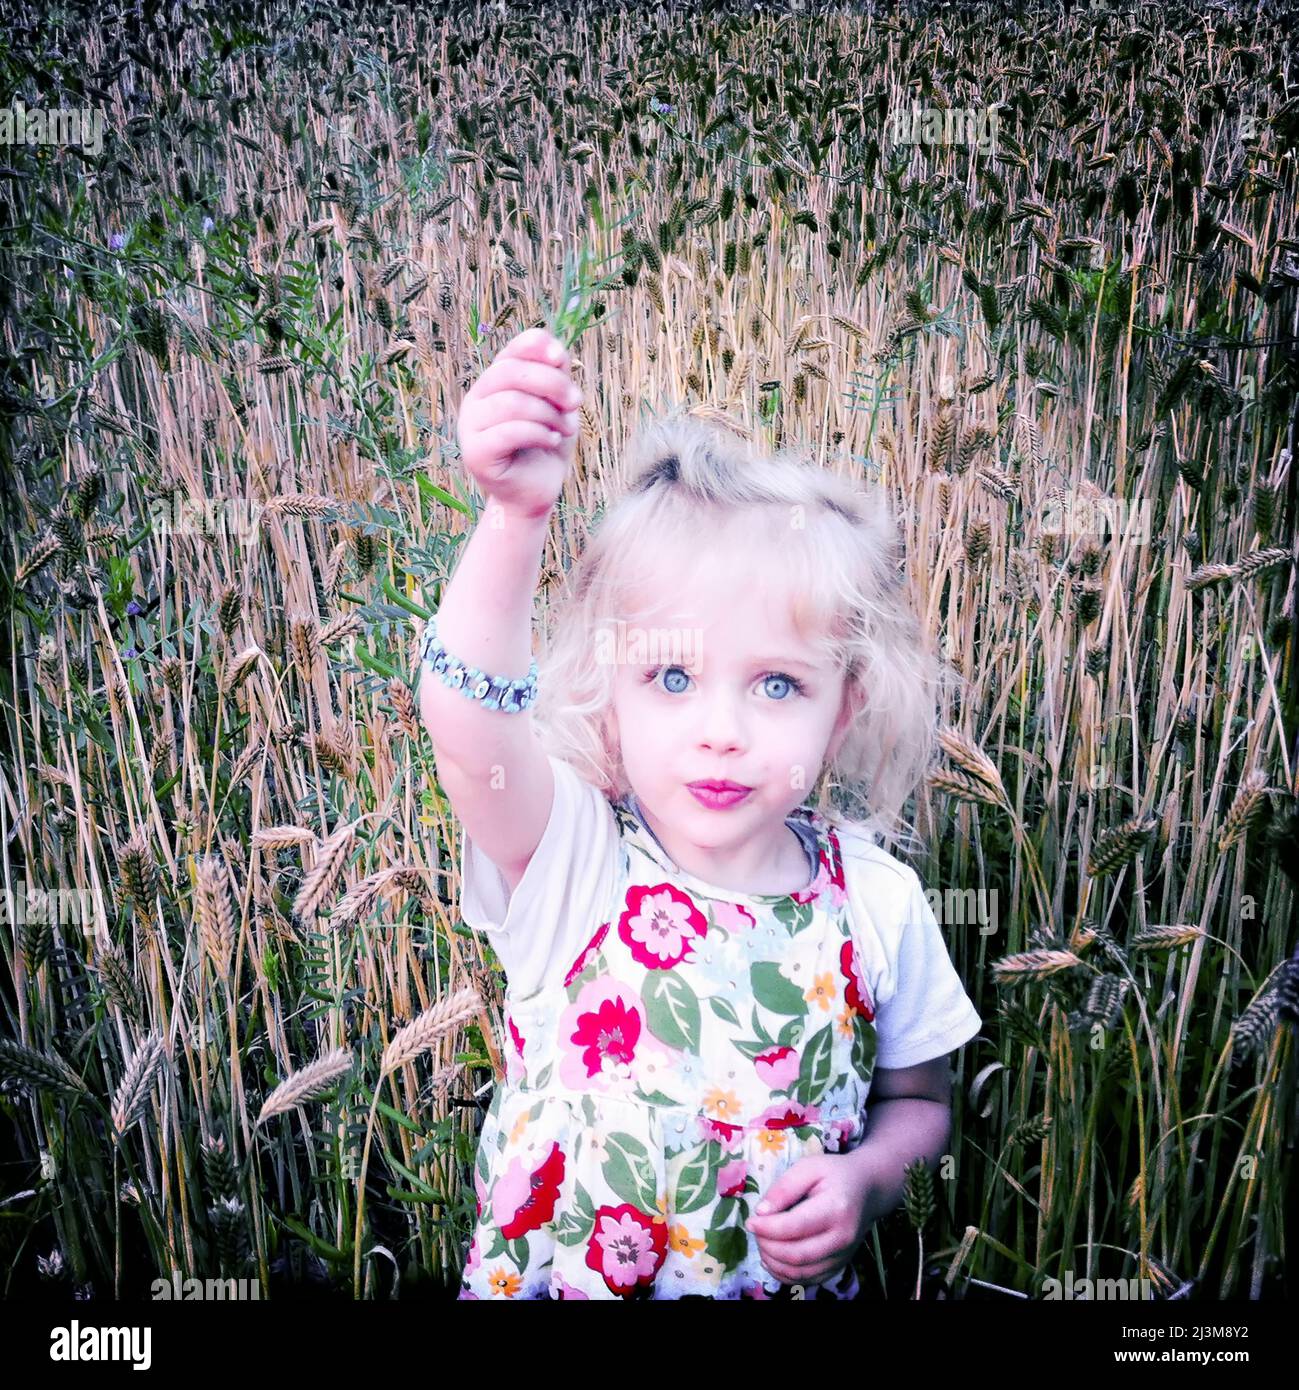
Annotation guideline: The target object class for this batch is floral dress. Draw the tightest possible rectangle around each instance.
[457,796,878,1300]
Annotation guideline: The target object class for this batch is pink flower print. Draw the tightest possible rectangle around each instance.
[618,882,707,970]
[840,938,876,1021]
[755,1098,819,1131]
[457,1288,479,1300]
[558,978,645,1091]
[710,900,756,934]
[496,1141,566,1240]
[717,1158,748,1199]
[550,1275,590,1300]
[464,1228,482,1277]
[824,1117,855,1153]
[585,1202,668,1297]
[754,1044,800,1089]
[564,921,609,986]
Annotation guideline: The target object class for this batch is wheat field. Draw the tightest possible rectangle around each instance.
[1,0,1296,1301]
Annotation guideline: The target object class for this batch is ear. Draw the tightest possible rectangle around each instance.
[826,678,864,764]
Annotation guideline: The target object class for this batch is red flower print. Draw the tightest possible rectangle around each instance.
[840,938,876,1021]
[618,882,707,970]
[585,1202,668,1296]
[754,1044,800,1089]
[564,921,609,987]
[508,1015,525,1060]
[699,1116,743,1148]
[497,1141,566,1240]
[569,993,641,1078]
[755,1099,819,1130]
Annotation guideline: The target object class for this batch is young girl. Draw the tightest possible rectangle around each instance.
[418,326,981,1300]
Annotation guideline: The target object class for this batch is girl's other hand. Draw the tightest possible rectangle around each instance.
[747,1152,881,1290]
[456,326,583,521]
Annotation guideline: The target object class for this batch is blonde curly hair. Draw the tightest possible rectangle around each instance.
[532,406,946,852]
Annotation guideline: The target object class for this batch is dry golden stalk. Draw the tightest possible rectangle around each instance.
[16,533,60,583]
[1132,925,1205,951]
[118,831,160,923]
[1232,547,1292,582]
[1185,562,1235,592]
[223,646,263,695]
[991,949,1084,983]
[195,854,236,975]
[319,612,362,645]
[380,987,483,1076]
[926,767,1003,806]
[1218,769,1271,851]
[255,1048,354,1126]
[1086,817,1157,878]
[936,726,1009,805]
[110,1033,167,1139]
[288,613,320,679]
[95,943,141,1020]
[387,678,421,740]
[253,825,319,851]
[229,741,262,787]
[292,820,357,924]
[263,494,337,518]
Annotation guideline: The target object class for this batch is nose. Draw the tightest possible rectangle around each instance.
[696,686,747,754]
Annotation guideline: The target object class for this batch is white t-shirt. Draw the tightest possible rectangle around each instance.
[458,754,982,1071]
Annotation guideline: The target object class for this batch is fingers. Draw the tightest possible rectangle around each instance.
[500,325,570,368]
[470,418,567,460]
[469,388,581,438]
[472,354,582,416]
[748,1196,827,1242]
[756,1224,846,1270]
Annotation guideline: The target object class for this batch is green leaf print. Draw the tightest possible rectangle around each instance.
[573,1179,596,1223]
[777,1015,806,1049]
[750,960,807,1015]
[773,896,814,935]
[705,1217,744,1273]
[554,1207,594,1247]
[709,994,742,1029]
[671,1144,715,1215]
[851,1011,878,1076]
[643,971,702,1052]
[792,1021,835,1105]
[602,1130,660,1211]
[533,1061,552,1089]
[505,1236,529,1273]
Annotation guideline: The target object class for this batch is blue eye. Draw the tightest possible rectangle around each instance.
[645,667,807,699]
[654,666,691,694]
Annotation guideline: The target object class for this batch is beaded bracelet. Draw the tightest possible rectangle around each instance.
[418,616,539,714]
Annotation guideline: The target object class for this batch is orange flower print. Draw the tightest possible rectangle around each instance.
[836,1003,855,1038]
[669,1223,705,1257]
[805,971,836,1011]
[756,1127,788,1156]
[487,1267,523,1297]
[703,1086,743,1122]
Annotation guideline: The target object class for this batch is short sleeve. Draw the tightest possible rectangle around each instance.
[839,829,982,1070]
[457,754,622,1001]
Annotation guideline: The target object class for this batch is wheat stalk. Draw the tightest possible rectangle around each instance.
[110,1033,167,1138]
[292,819,357,924]
[194,854,236,975]
[380,988,483,1075]
[255,1048,354,1126]
[991,950,1084,984]
[935,726,1009,805]
[1218,769,1271,850]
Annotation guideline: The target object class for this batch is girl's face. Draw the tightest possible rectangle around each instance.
[604,562,860,885]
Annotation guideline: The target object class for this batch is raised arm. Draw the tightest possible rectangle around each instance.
[419,327,584,890]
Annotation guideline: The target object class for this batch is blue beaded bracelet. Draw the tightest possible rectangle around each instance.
[418,616,539,714]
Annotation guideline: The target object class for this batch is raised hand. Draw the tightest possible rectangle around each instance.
[456,325,584,521]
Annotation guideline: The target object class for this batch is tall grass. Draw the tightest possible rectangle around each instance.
[1,0,1295,1299]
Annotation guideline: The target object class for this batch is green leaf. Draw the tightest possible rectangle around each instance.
[643,971,701,1052]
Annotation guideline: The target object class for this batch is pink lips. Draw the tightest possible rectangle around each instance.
[687,781,752,810]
